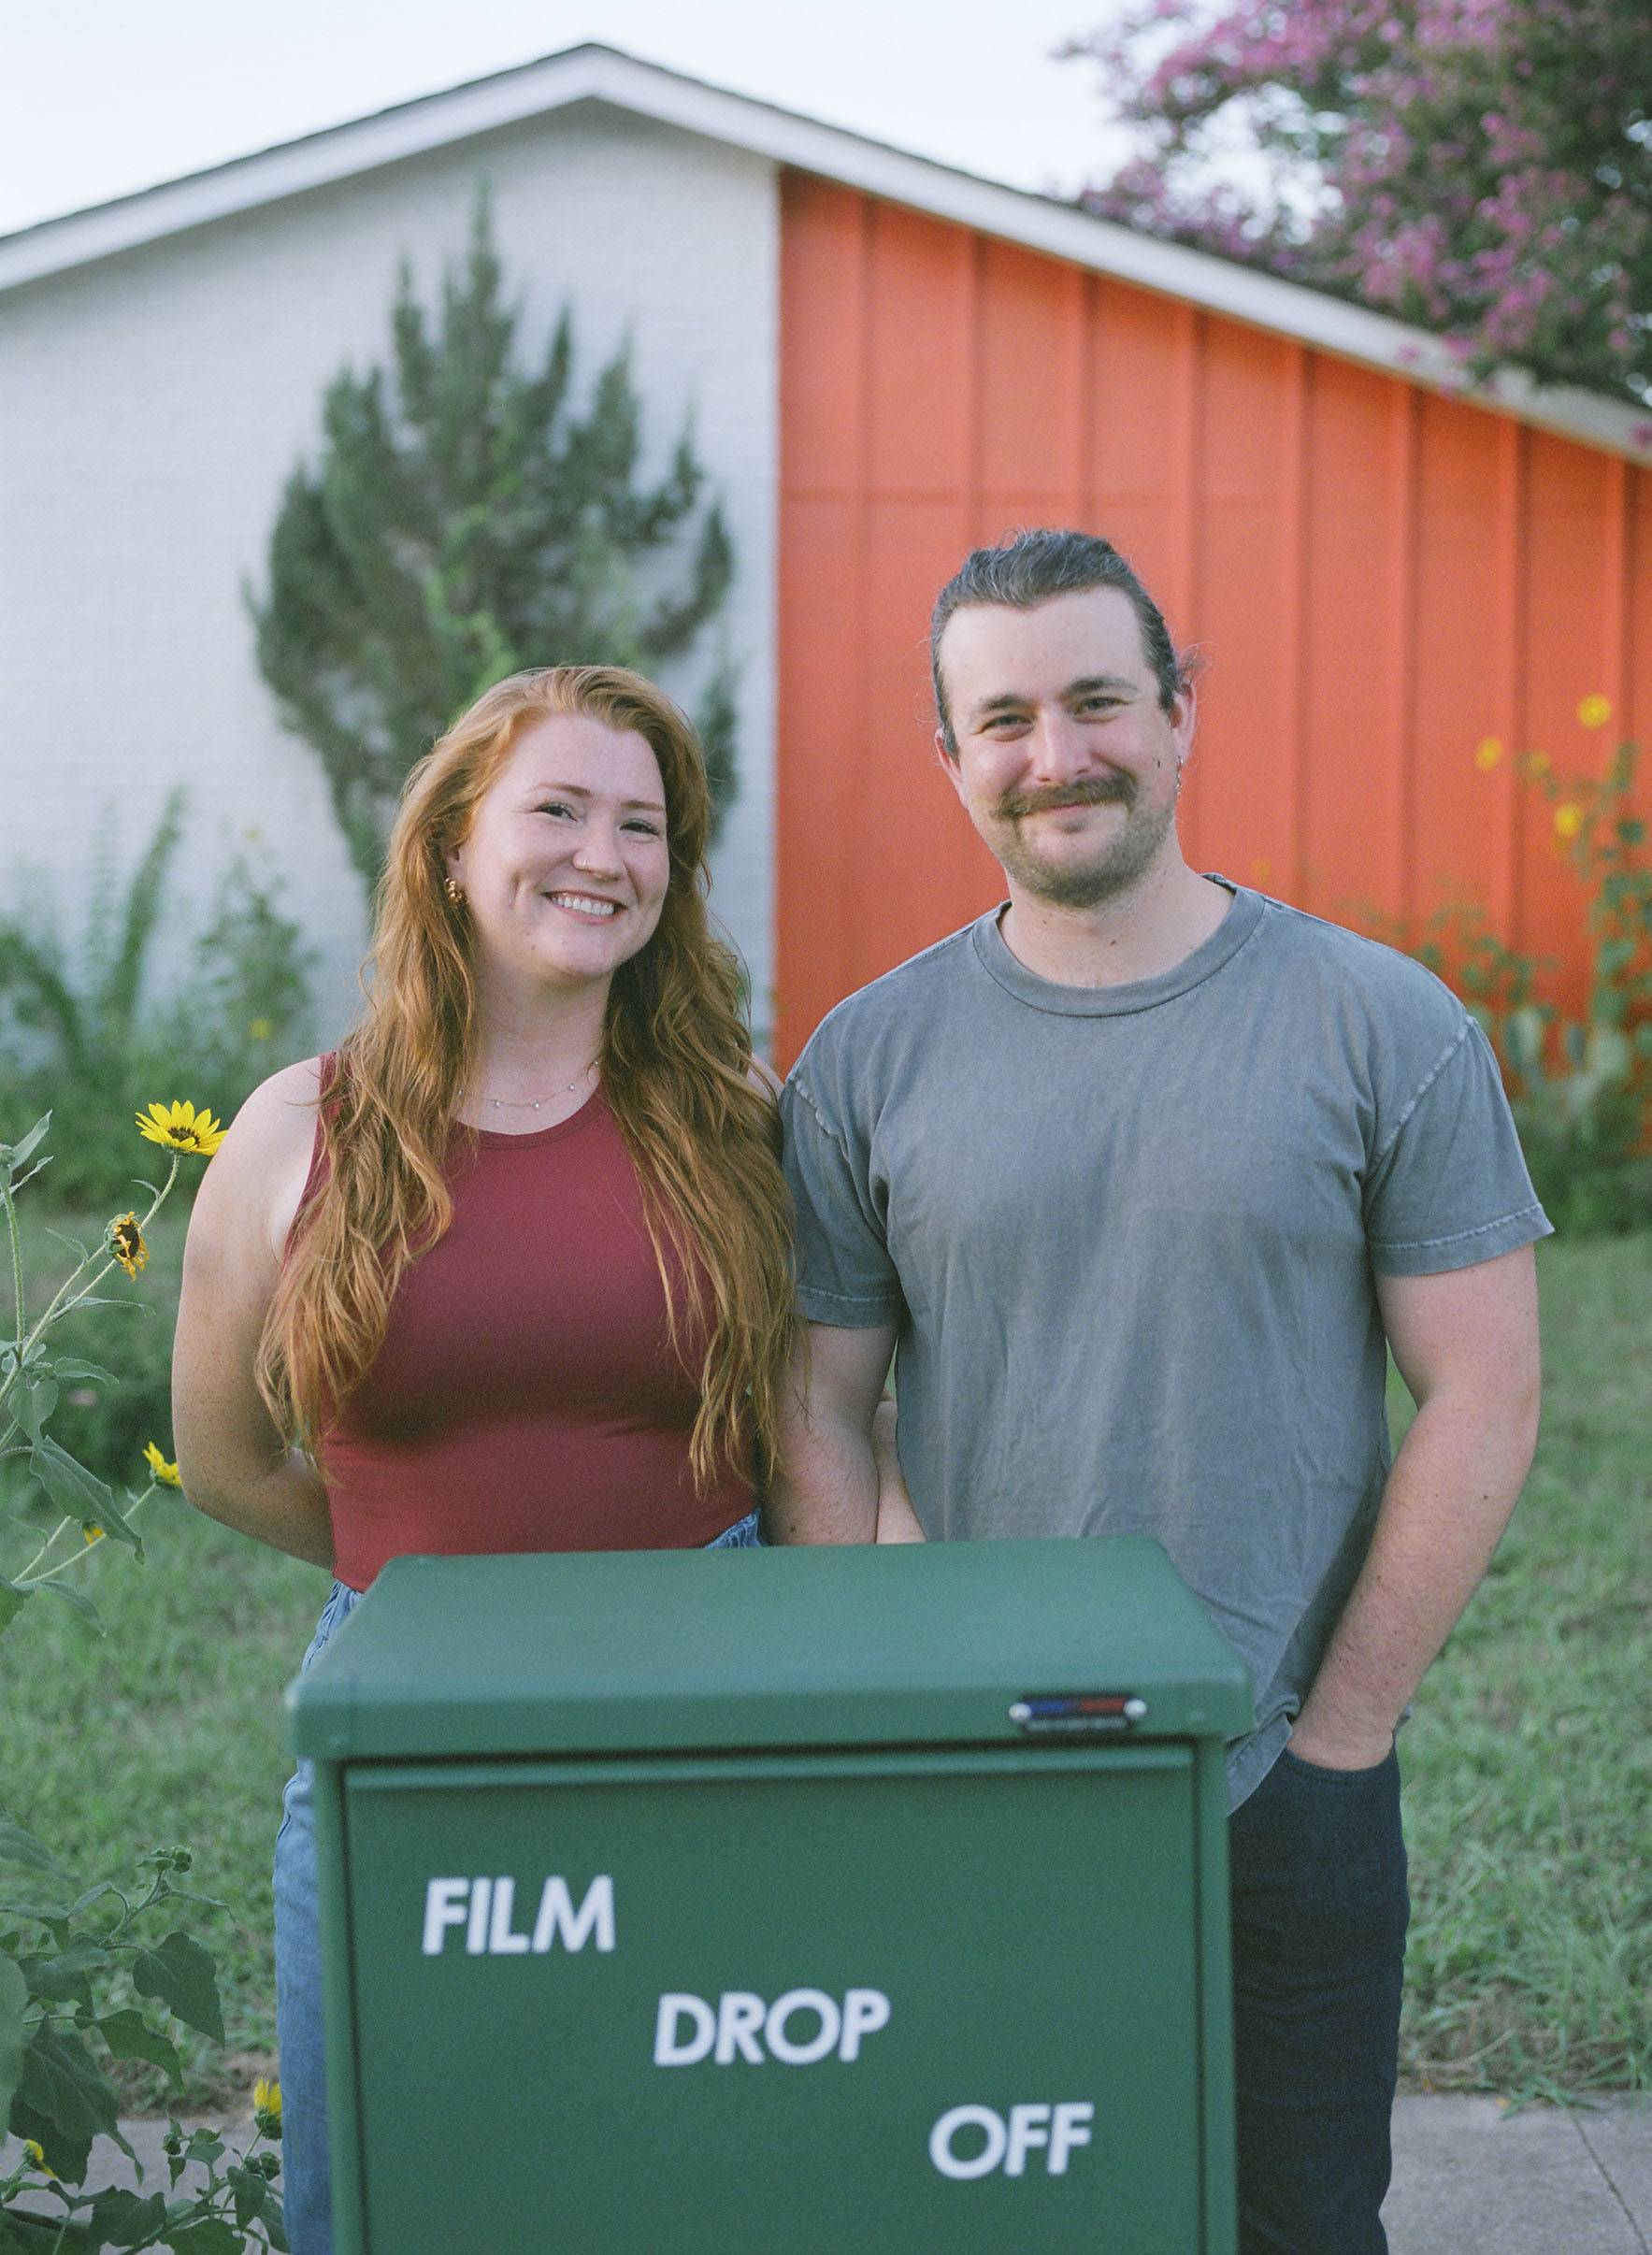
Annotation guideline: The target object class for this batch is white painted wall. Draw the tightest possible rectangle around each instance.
[0,103,779,1048]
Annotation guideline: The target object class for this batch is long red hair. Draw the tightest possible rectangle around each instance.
[258,666,794,1487]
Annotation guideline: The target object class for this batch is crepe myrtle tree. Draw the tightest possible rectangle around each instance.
[1060,0,1652,412]
[249,194,739,893]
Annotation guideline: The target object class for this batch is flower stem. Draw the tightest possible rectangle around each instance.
[16,1154,180,1370]
[2,1178,23,1348]
[19,1485,156,1587]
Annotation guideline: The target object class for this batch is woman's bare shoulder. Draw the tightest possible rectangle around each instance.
[189,1057,325,1267]
[222,1056,325,1168]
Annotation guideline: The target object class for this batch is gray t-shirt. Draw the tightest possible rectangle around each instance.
[781,883,1551,1808]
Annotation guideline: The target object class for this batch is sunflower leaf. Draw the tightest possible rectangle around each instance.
[1,1113,51,1174]
[35,1579,104,1635]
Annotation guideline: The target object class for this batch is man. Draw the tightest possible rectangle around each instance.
[770,529,1546,2254]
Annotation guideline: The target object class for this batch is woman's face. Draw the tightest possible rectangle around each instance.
[446,712,672,1001]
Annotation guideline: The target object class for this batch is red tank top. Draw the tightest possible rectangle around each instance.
[297,1084,754,1589]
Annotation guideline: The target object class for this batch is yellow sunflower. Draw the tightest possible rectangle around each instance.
[1554,804,1585,840]
[1577,695,1612,729]
[253,2076,282,2135]
[143,1442,182,1488]
[108,1211,149,1277]
[136,1099,226,1157]
[22,2138,54,2177]
[1474,737,1502,770]
[82,1524,106,1545]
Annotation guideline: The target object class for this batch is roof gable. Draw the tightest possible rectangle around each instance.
[1,40,1645,465]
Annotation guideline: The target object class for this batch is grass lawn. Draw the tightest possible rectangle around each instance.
[3,1220,1647,2111]
[1394,1229,1651,2098]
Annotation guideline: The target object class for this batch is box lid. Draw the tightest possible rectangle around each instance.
[288,1536,1253,1762]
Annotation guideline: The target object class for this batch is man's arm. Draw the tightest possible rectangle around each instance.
[767,1319,898,1544]
[1288,1242,1541,1770]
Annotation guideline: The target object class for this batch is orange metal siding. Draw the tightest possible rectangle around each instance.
[774,173,1652,1066]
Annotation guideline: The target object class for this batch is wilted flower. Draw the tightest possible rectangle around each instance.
[22,2139,54,2177]
[136,1100,226,1157]
[253,2076,282,2136]
[1474,737,1501,770]
[1554,804,1584,840]
[108,1211,149,1277]
[143,1443,182,1488]
[1577,695,1612,729]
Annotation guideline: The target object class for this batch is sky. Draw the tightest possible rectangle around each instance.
[0,0,1140,238]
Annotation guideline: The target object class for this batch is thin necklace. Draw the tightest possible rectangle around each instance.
[458,1059,598,1113]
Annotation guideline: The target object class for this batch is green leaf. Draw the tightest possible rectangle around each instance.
[37,1360,114,1387]
[27,1438,113,1524]
[0,1952,27,2134]
[32,1581,104,1637]
[12,2022,124,2183]
[18,1944,109,2005]
[131,1932,223,2043]
[0,2210,98,2254]
[166,2219,244,2254]
[96,2009,181,2083]
[1,1116,50,1175]
[0,1584,31,1641]
[11,1381,57,1448]
[83,2189,168,2246]
[0,1822,66,1885]
[226,2162,272,2231]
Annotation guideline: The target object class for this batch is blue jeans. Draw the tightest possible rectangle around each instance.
[1228,1743,1411,2253]
[271,1509,765,2255]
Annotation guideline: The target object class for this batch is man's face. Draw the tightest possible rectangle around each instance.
[935,586,1193,910]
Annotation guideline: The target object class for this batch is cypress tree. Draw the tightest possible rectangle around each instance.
[249,194,738,890]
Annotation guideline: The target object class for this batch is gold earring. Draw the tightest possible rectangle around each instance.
[444,877,465,906]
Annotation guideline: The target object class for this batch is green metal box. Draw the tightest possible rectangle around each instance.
[289,1536,1250,2253]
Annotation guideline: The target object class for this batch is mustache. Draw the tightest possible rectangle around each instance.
[998,774,1136,820]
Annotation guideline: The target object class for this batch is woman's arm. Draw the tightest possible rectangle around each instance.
[872,1399,926,1543]
[172,1059,336,1570]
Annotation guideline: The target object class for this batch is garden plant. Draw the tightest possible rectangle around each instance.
[1,1104,288,2252]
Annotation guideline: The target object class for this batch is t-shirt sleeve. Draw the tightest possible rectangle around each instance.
[1364,1017,1553,1275]
[781,1069,905,1328]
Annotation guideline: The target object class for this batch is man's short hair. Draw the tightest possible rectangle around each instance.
[930,529,1197,756]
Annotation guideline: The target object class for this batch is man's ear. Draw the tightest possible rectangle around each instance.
[934,728,966,803]
[1171,683,1198,769]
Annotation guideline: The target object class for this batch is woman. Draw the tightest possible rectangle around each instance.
[172,665,795,2254]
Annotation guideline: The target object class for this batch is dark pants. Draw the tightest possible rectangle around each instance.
[1228,1745,1410,2254]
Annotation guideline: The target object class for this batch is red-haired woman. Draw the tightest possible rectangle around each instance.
[173,667,796,2254]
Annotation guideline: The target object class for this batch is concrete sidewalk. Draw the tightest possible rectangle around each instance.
[1386,2095,1651,2254]
[6,2094,1650,2248]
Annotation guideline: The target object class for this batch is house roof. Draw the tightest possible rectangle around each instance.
[1,40,1645,465]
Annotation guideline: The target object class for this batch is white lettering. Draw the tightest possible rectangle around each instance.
[929,2102,1095,2178]
[930,2105,1007,2181]
[1049,2103,1095,2175]
[531,1875,616,1955]
[714,1992,767,2065]
[652,1988,894,2067]
[839,1989,891,2061]
[421,1879,470,1956]
[422,1874,615,1957]
[765,1989,840,2067]
[1005,2104,1051,2177]
[487,1877,531,1955]
[465,1877,493,1956]
[654,1993,717,2066]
